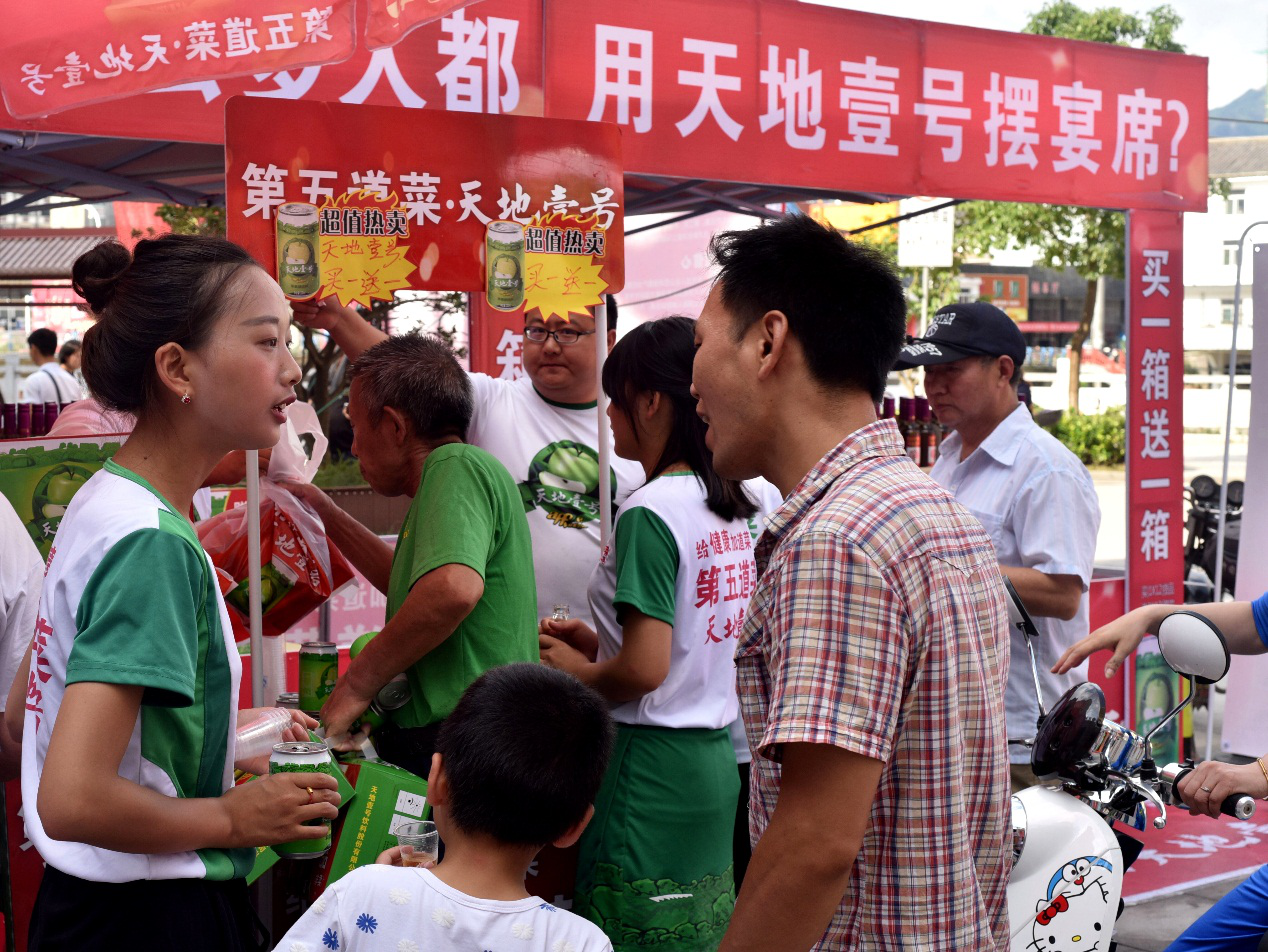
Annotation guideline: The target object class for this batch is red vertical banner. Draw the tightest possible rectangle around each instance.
[1126,209,1184,610]
[468,295,526,380]
[1126,209,1185,759]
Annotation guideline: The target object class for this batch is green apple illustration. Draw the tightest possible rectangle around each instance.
[518,440,616,527]
[541,445,602,494]
[29,463,94,538]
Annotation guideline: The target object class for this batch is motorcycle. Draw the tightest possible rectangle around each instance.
[1004,580,1255,952]
[1183,474,1242,603]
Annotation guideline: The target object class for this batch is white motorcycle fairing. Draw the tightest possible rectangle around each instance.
[1009,785,1123,952]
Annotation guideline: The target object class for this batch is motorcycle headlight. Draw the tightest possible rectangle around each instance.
[1010,795,1027,868]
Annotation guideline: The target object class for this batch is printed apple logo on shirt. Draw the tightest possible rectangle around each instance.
[518,441,617,529]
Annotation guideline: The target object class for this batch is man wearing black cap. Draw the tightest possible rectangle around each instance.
[896,301,1100,791]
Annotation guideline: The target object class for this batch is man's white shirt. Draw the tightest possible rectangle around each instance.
[930,403,1100,760]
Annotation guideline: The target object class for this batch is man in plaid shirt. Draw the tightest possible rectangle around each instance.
[691,215,1011,950]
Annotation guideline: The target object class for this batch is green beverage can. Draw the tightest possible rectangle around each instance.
[276,202,321,301]
[298,642,338,715]
[348,631,412,720]
[270,741,337,858]
[486,221,525,312]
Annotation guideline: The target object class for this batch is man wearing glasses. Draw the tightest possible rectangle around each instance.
[292,299,643,627]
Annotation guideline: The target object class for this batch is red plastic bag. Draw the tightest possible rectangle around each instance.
[197,480,355,641]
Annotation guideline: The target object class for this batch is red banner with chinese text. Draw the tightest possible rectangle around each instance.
[1126,209,1184,611]
[224,96,624,311]
[4,0,544,141]
[1,0,356,119]
[547,0,1207,211]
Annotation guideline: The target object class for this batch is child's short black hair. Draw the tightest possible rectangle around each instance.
[434,664,614,847]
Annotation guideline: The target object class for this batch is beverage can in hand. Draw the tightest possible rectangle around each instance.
[269,741,338,858]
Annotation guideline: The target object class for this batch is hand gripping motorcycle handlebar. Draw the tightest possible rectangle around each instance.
[1158,762,1258,820]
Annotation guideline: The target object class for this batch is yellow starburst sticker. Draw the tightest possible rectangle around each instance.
[317,190,416,309]
[520,212,610,321]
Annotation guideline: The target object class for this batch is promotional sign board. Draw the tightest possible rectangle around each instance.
[225,96,624,315]
[1124,209,1184,756]
[897,198,954,270]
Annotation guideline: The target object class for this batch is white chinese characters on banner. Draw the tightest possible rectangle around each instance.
[1139,408,1170,460]
[1140,348,1170,401]
[1141,249,1171,297]
[1140,508,1170,562]
[588,25,653,133]
[237,165,625,231]
[576,25,1187,183]
[495,330,524,379]
[21,9,338,95]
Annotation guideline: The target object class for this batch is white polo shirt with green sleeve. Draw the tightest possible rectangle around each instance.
[22,459,251,882]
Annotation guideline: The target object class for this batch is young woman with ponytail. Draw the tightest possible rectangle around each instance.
[538,315,758,951]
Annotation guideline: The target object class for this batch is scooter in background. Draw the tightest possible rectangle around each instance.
[1183,474,1242,603]
[1004,580,1255,952]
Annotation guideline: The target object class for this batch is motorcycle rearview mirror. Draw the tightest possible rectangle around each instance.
[1156,611,1231,685]
[1002,578,1047,721]
[1226,479,1245,508]
[1141,611,1231,757]
[1189,474,1218,502]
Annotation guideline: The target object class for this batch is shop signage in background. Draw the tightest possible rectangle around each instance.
[0,437,122,559]
[224,96,625,315]
[896,198,954,270]
[978,273,1030,323]
[1125,209,1184,750]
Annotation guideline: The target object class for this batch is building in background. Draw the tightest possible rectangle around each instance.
[1183,136,1264,375]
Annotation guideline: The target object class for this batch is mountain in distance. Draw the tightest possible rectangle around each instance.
[1210,87,1266,138]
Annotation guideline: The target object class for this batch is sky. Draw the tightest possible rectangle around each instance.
[811,0,1267,111]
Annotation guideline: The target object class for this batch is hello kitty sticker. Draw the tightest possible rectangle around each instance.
[1029,857,1114,952]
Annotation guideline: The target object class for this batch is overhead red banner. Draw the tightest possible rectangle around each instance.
[1125,209,1184,611]
[6,0,543,141]
[1,0,356,119]
[6,0,1207,211]
[545,0,1207,211]
[365,0,486,50]
[224,96,624,311]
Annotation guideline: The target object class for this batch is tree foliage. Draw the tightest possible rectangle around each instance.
[956,2,1184,409]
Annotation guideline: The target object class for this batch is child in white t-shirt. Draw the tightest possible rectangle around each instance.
[275,664,615,952]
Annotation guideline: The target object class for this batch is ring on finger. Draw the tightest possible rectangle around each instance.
[1200,785,1213,793]
[306,786,314,804]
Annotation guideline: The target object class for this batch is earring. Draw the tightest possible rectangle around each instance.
[181,392,192,405]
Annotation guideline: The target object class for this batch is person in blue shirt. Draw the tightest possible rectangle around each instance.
[1056,599,1268,952]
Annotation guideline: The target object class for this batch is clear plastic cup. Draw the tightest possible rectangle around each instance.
[396,820,439,868]
[235,708,294,763]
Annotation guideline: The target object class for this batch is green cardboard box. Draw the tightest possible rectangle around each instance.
[315,759,430,897]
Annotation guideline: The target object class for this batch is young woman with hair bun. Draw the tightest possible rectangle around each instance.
[18,235,340,951]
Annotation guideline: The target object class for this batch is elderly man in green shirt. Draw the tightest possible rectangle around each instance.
[289,333,538,775]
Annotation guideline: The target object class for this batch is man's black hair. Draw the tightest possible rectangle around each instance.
[434,664,614,847]
[27,328,57,359]
[708,214,906,402]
